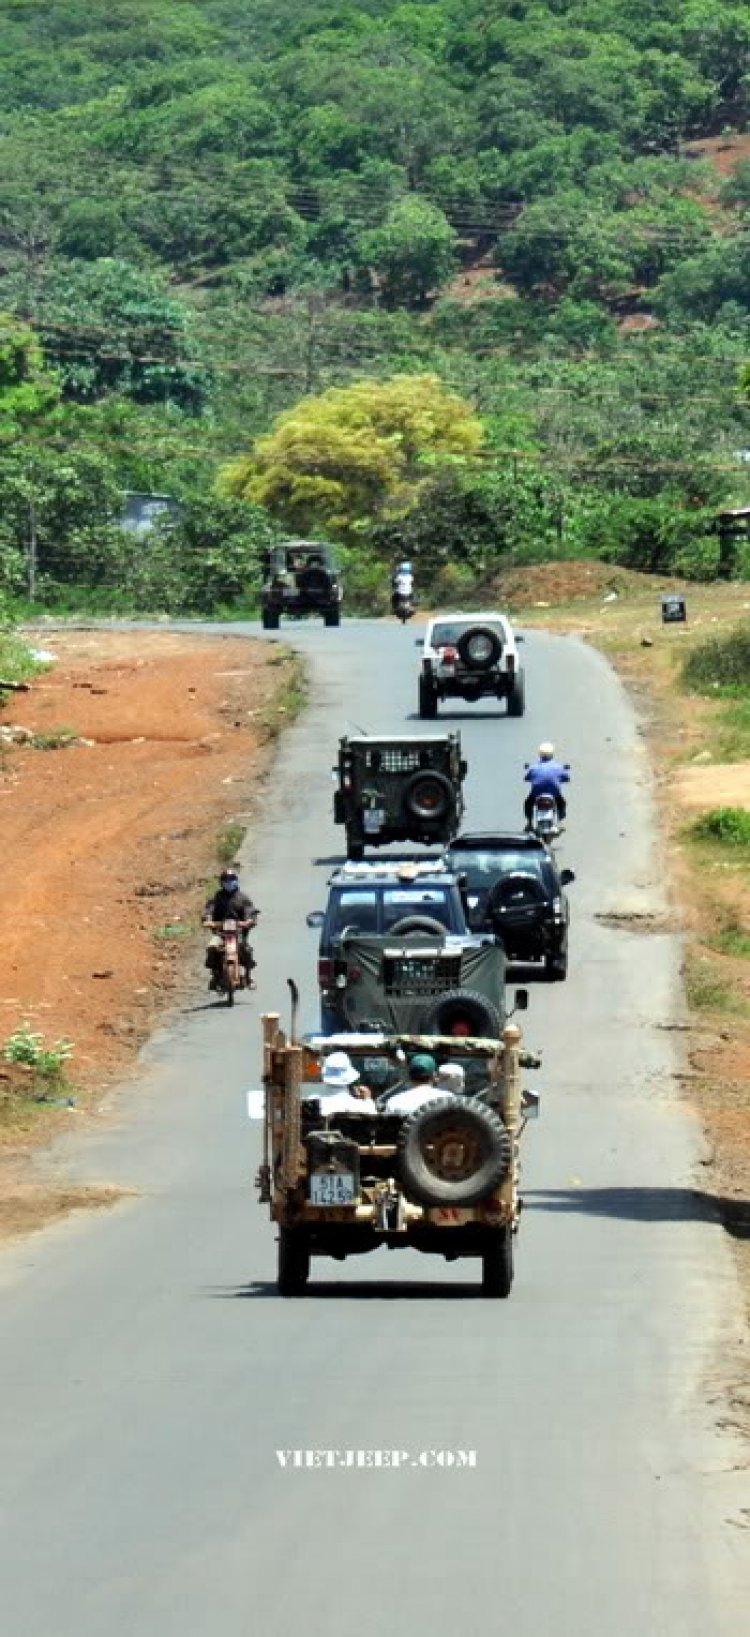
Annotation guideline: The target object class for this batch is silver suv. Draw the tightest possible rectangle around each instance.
[418,612,525,717]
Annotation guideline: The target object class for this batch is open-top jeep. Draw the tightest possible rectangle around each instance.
[261,540,342,629]
[254,1009,541,1297]
[334,734,466,860]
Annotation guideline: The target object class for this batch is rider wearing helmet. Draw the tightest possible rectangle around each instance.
[203,865,258,986]
[392,560,414,597]
[523,742,570,827]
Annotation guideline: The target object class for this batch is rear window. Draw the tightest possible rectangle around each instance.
[328,890,378,938]
[430,620,506,647]
[449,849,546,893]
[382,887,453,931]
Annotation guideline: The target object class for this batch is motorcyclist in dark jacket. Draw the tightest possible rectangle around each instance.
[203,866,258,983]
[524,742,570,826]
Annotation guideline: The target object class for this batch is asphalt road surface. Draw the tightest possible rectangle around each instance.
[1,619,748,1636]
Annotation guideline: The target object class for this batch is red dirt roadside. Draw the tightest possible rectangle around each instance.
[0,628,299,1237]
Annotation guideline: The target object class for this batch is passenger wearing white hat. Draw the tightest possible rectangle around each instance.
[318,1051,377,1115]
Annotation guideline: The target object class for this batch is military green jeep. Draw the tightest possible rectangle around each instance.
[334,734,467,860]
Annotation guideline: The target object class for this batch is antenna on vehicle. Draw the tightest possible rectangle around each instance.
[347,721,369,736]
[287,978,300,1044]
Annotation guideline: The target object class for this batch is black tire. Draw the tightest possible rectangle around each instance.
[397,1095,512,1207]
[457,625,502,672]
[277,1226,310,1296]
[297,566,331,598]
[347,840,364,861]
[507,668,525,717]
[482,1226,513,1297]
[419,988,502,1039]
[418,675,438,719]
[324,606,341,627]
[544,951,568,982]
[226,983,235,1007]
[262,609,280,630]
[401,769,454,824]
[388,915,447,937]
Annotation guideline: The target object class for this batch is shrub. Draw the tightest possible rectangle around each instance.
[683,625,750,690]
[690,807,750,847]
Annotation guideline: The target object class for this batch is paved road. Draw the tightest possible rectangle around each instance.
[1,619,747,1636]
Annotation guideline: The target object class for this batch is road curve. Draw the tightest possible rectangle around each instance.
[0,618,747,1637]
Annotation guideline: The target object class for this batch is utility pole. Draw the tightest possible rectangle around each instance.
[28,481,38,602]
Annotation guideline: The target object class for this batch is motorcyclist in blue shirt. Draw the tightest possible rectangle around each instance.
[524,742,570,827]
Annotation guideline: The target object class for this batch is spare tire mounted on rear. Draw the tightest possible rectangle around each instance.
[401,770,454,823]
[397,1095,512,1206]
[457,626,502,671]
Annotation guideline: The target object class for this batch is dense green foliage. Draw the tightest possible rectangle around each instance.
[2,2,750,609]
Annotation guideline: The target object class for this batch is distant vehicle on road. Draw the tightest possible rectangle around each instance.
[417,612,525,718]
[260,540,342,629]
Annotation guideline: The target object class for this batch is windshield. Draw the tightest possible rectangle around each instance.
[430,619,505,647]
[448,849,546,893]
[328,885,456,939]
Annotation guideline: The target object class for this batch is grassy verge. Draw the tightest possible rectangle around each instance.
[256,648,308,741]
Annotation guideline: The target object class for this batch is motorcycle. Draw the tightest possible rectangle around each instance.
[391,589,415,623]
[206,914,258,1006]
[524,762,571,842]
[529,792,562,842]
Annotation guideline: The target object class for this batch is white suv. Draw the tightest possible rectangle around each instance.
[418,612,525,718]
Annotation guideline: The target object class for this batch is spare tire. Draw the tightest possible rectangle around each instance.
[397,1095,512,1206]
[419,988,502,1039]
[401,770,454,824]
[297,565,331,597]
[388,915,447,938]
[457,626,502,671]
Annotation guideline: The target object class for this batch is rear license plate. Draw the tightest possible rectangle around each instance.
[363,808,385,833]
[309,1172,357,1206]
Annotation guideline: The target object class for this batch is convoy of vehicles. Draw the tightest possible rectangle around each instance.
[246,602,576,1295]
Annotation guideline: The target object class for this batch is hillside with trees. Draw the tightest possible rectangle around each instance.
[2,0,750,610]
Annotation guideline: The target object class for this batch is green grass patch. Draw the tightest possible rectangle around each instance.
[684,953,745,1014]
[0,630,42,691]
[217,821,247,865]
[707,926,750,959]
[153,922,193,940]
[682,625,750,691]
[29,725,78,750]
[257,650,308,741]
[690,807,750,847]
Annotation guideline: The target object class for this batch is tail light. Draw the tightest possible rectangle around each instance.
[442,645,458,666]
[318,958,333,986]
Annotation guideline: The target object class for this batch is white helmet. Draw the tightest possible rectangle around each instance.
[538,742,555,760]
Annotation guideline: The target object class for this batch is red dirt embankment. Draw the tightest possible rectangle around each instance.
[0,629,296,1221]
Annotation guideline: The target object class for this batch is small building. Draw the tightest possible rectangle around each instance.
[120,492,182,537]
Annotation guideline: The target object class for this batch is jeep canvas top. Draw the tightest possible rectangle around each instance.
[334,733,467,859]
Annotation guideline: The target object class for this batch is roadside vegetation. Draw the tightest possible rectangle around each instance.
[1,4,750,613]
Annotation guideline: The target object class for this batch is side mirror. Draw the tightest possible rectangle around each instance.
[513,988,529,1012]
[306,911,324,929]
[521,1088,541,1121]
[516,633,525,643]
[560,868,575,886]
[459,759,468,777]
[414,638,424,647]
